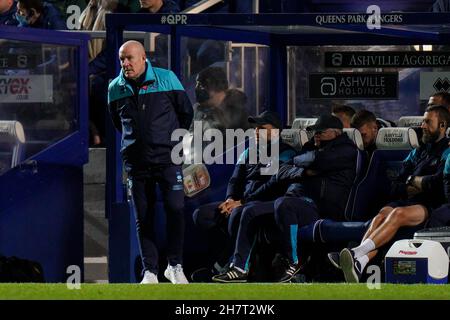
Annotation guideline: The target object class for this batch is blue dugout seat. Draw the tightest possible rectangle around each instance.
[397,115,424,141]
[280,128,309,152]
[291,117,317,140]
[291,117,317,129]
[397,116,423,128]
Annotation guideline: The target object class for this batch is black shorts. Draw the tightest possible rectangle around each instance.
[428,204,450,228]
[386,199,432,215]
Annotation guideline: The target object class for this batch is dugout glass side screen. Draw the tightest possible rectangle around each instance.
[0,39,79,163]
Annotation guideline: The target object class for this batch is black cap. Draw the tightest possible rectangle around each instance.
[248,111,282,129]
[307,114,343,132]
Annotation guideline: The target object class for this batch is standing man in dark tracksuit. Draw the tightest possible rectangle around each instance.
[192,111,297,281]
[108,41,193,284]
[88,0,180,146]
[213,115,357,283]
[330,105,450,283]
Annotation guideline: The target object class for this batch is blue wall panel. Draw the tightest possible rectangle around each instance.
[0,163,84,282]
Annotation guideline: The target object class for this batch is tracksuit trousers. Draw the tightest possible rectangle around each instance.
[127,165,185,274]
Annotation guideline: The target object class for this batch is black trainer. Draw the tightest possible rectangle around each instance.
[191,262,230,282]
[190,267,214,282]
[277,262,304,283]
[327,252,341,269]
[212,267,248,283]
[339,248,362,283]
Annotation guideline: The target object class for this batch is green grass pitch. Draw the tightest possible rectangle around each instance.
[0,283,449,300]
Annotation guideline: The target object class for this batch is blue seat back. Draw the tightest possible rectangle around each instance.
[342,128,368,221]
[343,148,368,221]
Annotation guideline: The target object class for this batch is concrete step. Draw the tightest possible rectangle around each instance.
[83,148,108,283]
[84,184,105,216]
[84,148,106,184]
[84,211,108,257]
[84,257,108,283]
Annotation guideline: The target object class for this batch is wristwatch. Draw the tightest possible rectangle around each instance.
[406,175,415,186]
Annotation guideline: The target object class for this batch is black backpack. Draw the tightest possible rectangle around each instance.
[0,255,45,283]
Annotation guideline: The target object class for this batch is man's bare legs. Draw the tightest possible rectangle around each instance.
[341,205,428,282]
[361,206,393,242]
[355,206,394,263]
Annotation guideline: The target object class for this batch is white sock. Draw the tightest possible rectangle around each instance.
[351,238,376,259]
[356,255,369,273]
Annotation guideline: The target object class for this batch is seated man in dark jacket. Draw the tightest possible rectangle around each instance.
[424,153,450,227]
[213,114,358,283]
[330,105,450,283]
[192,111,296,280]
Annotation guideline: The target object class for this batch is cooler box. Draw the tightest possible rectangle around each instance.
[414,226,450,258]
[385,239,449,284]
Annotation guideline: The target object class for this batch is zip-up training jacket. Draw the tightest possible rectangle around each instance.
[108,60,193,170]
[391,137,450,210]
[244,134,357,221]
[226,142,297,201]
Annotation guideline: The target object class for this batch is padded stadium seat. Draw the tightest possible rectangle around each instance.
[375,127,420,149]
[291,117,317,130]
[396,116,424,141]
[343,128,364,151]
[291,118,317,140]
[350,127,420,221]
[0,121,26,175]
[397,116,423,127]
[376,118,395,128]
[280,129,309,152]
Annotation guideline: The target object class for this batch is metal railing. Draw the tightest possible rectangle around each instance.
[253,0,260,13]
